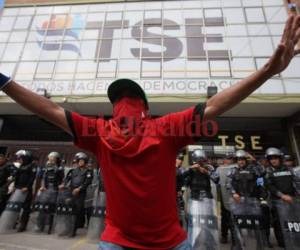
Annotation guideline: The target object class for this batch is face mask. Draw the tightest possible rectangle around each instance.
[14,162,21,168]
[113,97,148,126]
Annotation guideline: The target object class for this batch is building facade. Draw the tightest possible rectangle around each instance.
[0,0,299,164]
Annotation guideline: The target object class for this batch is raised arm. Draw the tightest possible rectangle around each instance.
[1,80,71,135]
[204,14,300,120]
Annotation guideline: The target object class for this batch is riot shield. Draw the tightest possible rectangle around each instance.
[0,189,28,233]
[218,164,236,210]
[54,188,75,237]
[31,186,57,233]
[230,197,264,250]
[187,198,219,250]
[273,199,300,250]
[85,169,98,227]
[87,189,106,241]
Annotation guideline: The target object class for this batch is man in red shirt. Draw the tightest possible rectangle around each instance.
[1,14,300,250]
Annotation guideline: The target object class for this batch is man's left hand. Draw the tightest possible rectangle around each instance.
[265,14,300,76]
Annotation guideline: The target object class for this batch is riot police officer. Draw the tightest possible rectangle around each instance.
[61,152,93,237]
[185,150,219,200]
[35,152,64,233]
[229,150,268,248]
[283,154,296,168]
[186,149,220,249]
[265,147,300,248]
[229,150,265,202]
[13,150,36,232]
[0,154,14,215]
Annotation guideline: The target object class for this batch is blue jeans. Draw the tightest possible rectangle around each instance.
[98,239,191,250]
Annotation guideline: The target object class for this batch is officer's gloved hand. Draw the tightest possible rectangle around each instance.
[256,177,264,186]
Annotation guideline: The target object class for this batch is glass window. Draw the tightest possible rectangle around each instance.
[281,58,300,78]
[0,43,5,59]
[80,40,98,59]
[142,38,162,58]
[39,47,60,61]
[250,37,273,56]
[124,11,143,27]
[97,60,117,78]
[3,43,23,61]
[145,1,162,9]
[182,1,201,8]
[247,24,269,36]
[59,45,80,60]
[2,8,19,16]
[203,1,222,8]
[75,60,97,79]
[163,10,183,26]
[223,8,245,24]
[83,30,99,40]
[15,62,37,81]
[86,12,105,22]
[36,6,53,15]
[204,9,223,18]
[209,59,231,77]
[120,39,140,58]
[107,3,124,11]
[242,0,262,6]
[203,26,226,36]
[19,7,35,15]
[263,0,284,6]
[245,8,265,23]
[226,37,252,56]
[53,6,71,14]
[259,79,284,94]
[14,16,32,30]
[141,59,161,78]
[264,7,287,23]
[163,58,185,78]
[183,9,204,21]
[283,79,300,94]
[0,17,15,31]
[102,27,122,39]
[118,59,140,78]
[268,24,284,36]
[0,32,10,42]
[22,42,42,60]
[31,15,51,30]
[106,12,122,22]
[226,25,247,36]
[163,1,182,9]
[9,31,28,42]
[35,61,56,79]
[231,58,255,77]
[71,5,88,13]
[0,63,16,76]
[98,39,121,59]
[88,4,107,12]
[222,0,242,7]
[186,60,209,78]
[54,61,76,80]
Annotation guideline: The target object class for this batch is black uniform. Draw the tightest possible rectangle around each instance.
[64,167,93,235]
[38,164,64,233]
[14,163,37,231]
[43,165,64,190]
[230,164,266,199]
[0,163,13,215]
[185,165,219,199]
[266,165,300,247]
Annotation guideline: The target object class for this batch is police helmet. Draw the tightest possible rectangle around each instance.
[15,150,33,165]
[191,149,206,163]
[74,152,89,163]
[235,150,247,159]
[265,147,283,159]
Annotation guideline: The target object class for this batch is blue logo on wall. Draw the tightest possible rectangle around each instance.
[37,14,85,55]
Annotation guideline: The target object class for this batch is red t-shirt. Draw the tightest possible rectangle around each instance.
[65,104,205,249]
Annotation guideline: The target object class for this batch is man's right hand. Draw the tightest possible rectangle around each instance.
[281,194,293,204]
[190,163,200,169]
[58,184,65,190]
[233,193,241,203]
[39,186,46,192]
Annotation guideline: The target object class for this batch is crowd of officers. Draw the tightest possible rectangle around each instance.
[0,150,99,236]
[176,147,299,249]
[0,147,299,248]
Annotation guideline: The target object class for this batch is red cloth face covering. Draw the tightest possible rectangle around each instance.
[100,97,160,158]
